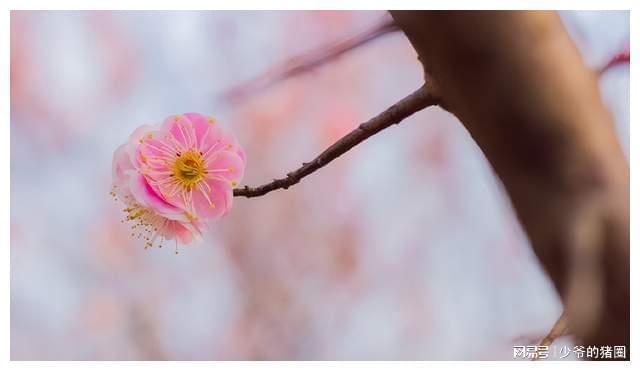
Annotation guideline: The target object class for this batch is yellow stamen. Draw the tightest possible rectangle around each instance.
[172,149,206,190]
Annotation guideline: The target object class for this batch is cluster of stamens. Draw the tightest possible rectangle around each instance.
[140,128,237,213]
[111,186,167,251]
[172,149,207,190]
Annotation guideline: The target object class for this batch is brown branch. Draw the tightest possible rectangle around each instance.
[532,311,569,361]
[391,11,629,355]
[221,16,399,104]
[539,312,569,347]
[234,85,439,198]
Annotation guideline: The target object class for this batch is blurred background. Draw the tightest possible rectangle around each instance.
[10,10,629,360]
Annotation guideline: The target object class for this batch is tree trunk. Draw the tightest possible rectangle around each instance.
[390,10,629,354]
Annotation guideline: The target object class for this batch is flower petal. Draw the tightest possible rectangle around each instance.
[128,172,187,222]
[126,124,157,169]
[161,114,196,150]
[112,143,134,188]
[206,150,245,184]
[192,179,232,220]
[174,222,193,245]
[184,112,212,144]
[137,130,178,171]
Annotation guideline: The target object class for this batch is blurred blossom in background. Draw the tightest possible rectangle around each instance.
[10,10,629,360]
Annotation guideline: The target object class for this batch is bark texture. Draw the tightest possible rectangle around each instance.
[390,10,629,353]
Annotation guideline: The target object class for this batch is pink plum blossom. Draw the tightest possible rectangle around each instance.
[111,113,246,250]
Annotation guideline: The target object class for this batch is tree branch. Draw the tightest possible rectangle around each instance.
[234,85,439,198]
[391,11,629,354]
[221,16,399,104]
[599,48,630,75]
[533,311,569,360]
[486,27,625,364]
[539,312,569,347]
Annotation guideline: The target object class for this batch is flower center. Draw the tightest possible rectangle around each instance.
[173,150,206,189]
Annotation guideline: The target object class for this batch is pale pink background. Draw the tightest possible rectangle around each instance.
[10,10,629,360]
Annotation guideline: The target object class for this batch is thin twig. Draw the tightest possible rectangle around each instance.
[221,16,399,104]
[532,311,569,361]
[234,85,439,198]
[539,312,569,347]
[599,48,630,75]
